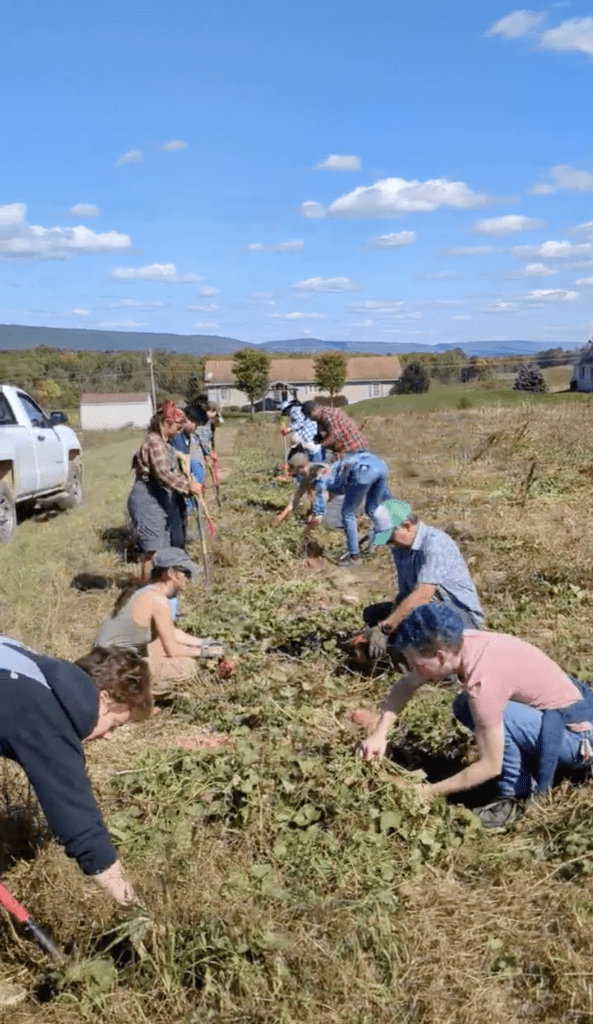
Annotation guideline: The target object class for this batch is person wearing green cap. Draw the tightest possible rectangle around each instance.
[364,499,483,659]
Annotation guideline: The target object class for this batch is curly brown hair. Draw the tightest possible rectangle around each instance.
[75,647,153,720]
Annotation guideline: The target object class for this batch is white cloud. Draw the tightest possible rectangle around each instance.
[315,154,361,172]
[418,270,460,280]
[67,204,101,217]
[194,322,219,330]
[161,139,188,152]
[293,276,360,293]
[508,262,556,278]
[187,303,219,312]
[108,299,164,309]
[486,10,545,39]
[270,311,325,321]
[351,299,420,320]
[424,299,462,306]
[117,150,143,166]
[0,202,130,260]
[540,17,593,56]
[529,183,555,195]
[246,240,304,253]
[530,165,593,194]
[70,308,90,316]
[354,319,374,327]
[511,240,592,258]
[98,319,149,329]
[576,277,593,286]
[452,315,471,321]
[301,201,326,219]
[367,231,416,248]
[301,177,494,218]
[483,300,521,313]
[522,288,579,302]
[571,260,593,269]
[570,220,593,234]
[110,263,202,283]
[475,214,545,234]
[199,285,220,297]
[445,245,495,255]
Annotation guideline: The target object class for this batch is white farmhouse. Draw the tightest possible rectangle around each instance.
[205,355,402,409]
[571,342,593,392]
[80,392,153,430]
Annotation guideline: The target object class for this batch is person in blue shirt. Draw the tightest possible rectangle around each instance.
[363,499,483,659]
[277,452,329,525]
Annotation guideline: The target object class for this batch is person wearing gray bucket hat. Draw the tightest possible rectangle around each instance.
[361,500,483,660]
[95,547,227,692]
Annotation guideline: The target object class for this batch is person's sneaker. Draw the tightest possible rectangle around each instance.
[335,552,361,568]
[474,798,523,829]
[0,982,27,1008]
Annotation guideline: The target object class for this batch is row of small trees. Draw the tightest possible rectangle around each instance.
[390,359,548,395]
[232,347,550,408]
[232,349,348,413]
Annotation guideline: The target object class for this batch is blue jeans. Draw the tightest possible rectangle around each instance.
[341,454,392,556]
[453,692,588,797]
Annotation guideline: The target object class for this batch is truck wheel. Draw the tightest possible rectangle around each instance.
[61,463,83,510]
[0,483,17,543]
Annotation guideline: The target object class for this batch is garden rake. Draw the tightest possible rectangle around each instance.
[0,879,65,964]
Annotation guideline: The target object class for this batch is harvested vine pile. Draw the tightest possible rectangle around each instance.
[3,408,593,1023]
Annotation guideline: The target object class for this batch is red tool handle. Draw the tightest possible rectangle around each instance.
[0,881,29,924]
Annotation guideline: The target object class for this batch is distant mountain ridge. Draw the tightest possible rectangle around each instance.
[0,323,579,360]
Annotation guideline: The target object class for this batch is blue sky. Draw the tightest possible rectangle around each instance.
[2,1,593,349]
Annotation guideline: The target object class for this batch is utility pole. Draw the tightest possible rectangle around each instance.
[147,349,157,411]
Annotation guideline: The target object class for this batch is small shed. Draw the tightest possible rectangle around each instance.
[80,392,153,430]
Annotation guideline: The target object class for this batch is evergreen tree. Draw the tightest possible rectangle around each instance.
[514,362,547,393]
[391,361,430,395]
[313,351,348,406]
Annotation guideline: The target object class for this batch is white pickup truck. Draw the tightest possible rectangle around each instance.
[0,385,83,542]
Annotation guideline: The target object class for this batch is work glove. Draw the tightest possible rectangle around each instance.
[368,625,389,659]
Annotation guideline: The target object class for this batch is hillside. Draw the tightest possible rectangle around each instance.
[0,324,580,360]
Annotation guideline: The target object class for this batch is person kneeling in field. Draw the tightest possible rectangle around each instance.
[362,499,484,661]
[357,604,593,827]
[0,637,151,903]
[95,548,229,692]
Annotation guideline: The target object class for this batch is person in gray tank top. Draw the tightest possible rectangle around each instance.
[94,548,229,692]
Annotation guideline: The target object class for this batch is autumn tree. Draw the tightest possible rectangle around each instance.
[313,351,348,406]
[232,348,270,415]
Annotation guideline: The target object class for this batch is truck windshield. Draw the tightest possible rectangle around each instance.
[0,395,16,426]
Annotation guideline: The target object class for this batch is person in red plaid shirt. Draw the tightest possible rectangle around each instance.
[128,400,203,581]
[301,400,369,459]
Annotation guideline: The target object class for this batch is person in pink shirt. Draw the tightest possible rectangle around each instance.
[357,604,593,827]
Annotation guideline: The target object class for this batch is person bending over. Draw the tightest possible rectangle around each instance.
[324,452,392,566]
[363,499,483,659]
[95,548,226,691]
[357,604,593,827]
[301,400,369,459]
[0,636,152,902]
[277,452,329,526]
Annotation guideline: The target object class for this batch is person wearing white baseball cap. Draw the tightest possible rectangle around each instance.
[363,499,484,660]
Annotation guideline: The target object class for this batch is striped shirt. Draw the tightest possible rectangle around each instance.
[392,522,483,626]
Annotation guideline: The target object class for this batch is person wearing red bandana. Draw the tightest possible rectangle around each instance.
[128,401,204,581]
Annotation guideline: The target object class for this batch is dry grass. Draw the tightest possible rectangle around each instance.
[2,404,593,1022]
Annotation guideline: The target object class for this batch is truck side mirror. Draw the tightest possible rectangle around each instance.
[49,411,68,425]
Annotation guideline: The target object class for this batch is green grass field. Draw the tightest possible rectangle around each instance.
[2,400,593,1023]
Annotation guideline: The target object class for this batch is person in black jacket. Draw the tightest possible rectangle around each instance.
[0,636,152,904]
